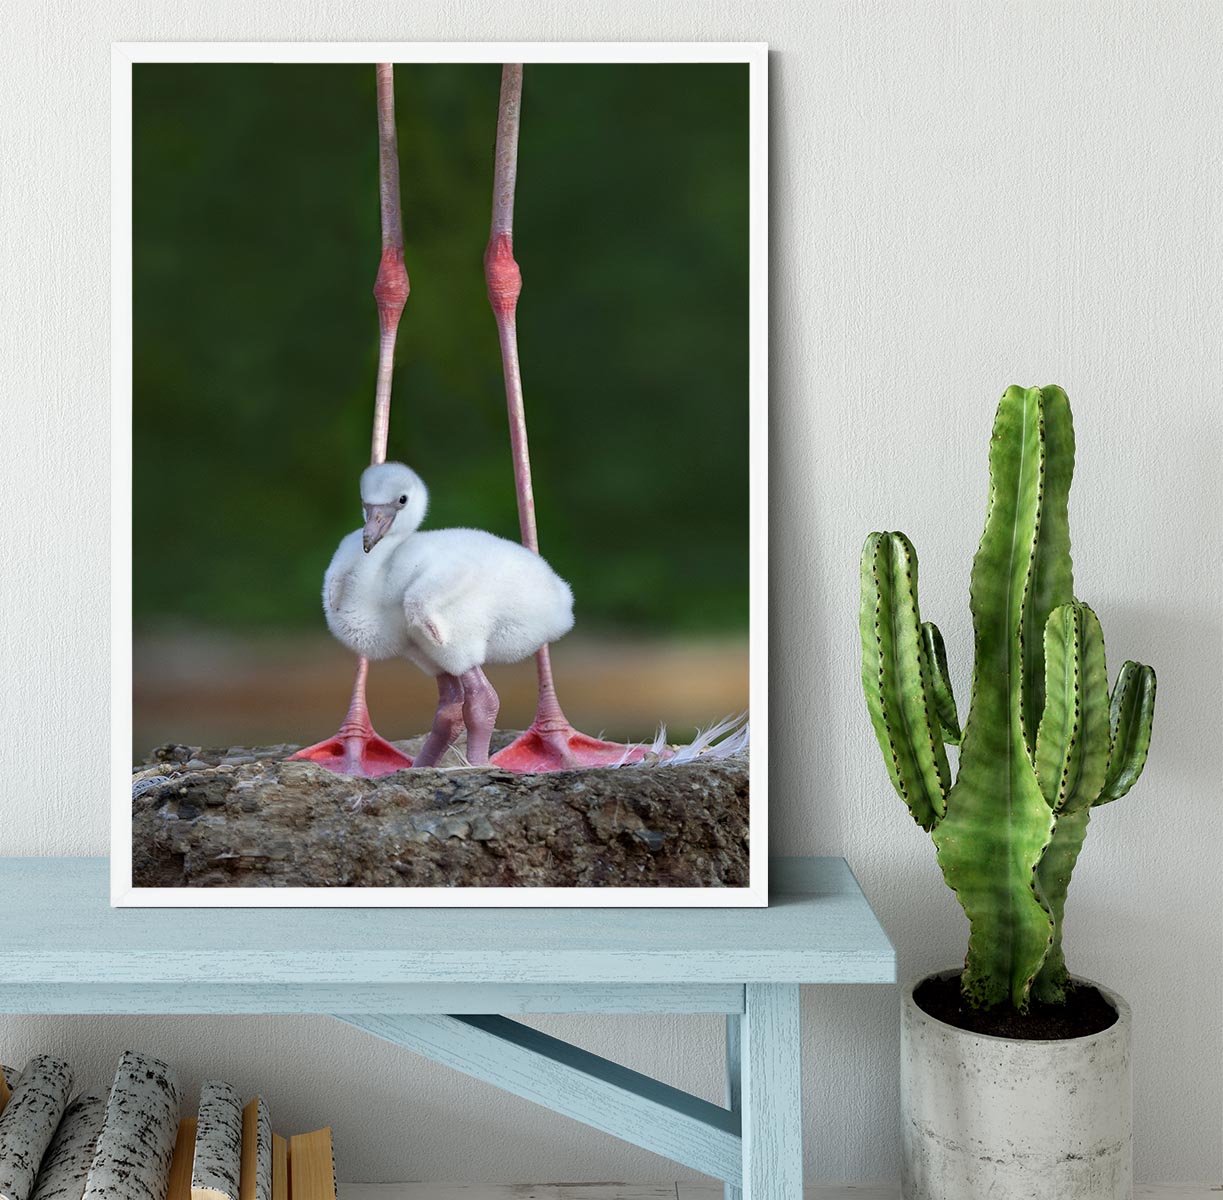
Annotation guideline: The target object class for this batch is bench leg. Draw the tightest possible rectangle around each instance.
[740,983,802,1199]
[724,1013,742,1200]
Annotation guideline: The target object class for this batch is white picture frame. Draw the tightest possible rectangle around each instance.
[111,41,768,908]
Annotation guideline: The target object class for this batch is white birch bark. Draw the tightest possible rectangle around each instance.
[82,1051,182,1200]
[239,1099,271,1200]
[190,1081,242,1200]
[28,1092,108,1200]
[0,1056,74,1200]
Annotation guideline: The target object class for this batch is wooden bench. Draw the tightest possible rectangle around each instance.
[0,856,894,1200]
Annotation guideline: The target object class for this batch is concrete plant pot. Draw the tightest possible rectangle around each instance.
[901,970,1132,1200]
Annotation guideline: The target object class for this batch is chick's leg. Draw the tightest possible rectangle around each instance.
[459,667,500,766]
[412,672,466,768]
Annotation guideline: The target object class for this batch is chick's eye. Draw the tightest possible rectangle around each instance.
[398,494,408,506]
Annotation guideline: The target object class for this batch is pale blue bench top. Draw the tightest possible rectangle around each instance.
[0,856,894,1014]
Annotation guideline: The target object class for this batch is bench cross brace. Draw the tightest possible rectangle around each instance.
[335,983,801,1198]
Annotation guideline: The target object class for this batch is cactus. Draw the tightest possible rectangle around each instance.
[860,385,1157,1011]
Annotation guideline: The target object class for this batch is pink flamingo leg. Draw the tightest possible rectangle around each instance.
[483,65,648,773]
[459,666,501,766]
[412,673,465,768]
[290,658,410,778]
[291,62,412,776]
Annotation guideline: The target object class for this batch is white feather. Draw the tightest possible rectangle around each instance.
[611,712,749,769]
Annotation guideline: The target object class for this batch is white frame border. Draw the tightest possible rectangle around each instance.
[111,41,768,909]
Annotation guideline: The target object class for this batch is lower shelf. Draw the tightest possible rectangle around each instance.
[343,1185,1217,1200]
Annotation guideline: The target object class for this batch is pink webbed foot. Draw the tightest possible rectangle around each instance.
[289,658,412,777]
[491,720,652,773]
[289,722,412,777]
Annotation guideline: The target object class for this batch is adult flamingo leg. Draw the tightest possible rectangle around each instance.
[483,65,648,773]
[291,62,412,776]
[290,658,411,777]
[492,645,650,772]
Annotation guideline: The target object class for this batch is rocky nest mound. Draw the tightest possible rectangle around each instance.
[130,735,749,889]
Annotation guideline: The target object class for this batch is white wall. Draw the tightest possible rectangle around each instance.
[2,0,1219,1186]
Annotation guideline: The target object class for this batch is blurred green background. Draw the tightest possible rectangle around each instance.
[132,61,750,752]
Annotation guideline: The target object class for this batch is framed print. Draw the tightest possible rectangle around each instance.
[112,42,767,906]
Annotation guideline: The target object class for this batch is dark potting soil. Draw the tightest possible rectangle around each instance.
[914,972,1119,1040]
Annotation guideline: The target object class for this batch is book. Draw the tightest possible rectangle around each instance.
[287,1128,336,1200]
[167,1118,198,1200]
[239,1098,271,1200]
[270,1136,287,1200]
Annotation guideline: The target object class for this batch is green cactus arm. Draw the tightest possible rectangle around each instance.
[921,621,961,744]
[859,532,952,829]
[1096,661,1157,805]
[1033,602,1111,814]
[1030,599,1108,1004]
[1020,385,1076,755]
[932,386,1056,1010]
[1032,806,1091,1003]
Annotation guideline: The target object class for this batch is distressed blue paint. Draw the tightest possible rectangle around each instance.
[0,982,746,1016]
[0,857,895,997]
[0,857,893,1192]
[725,1014,743,1200]
[336,1013,743,1184]
[741,984,803,1199]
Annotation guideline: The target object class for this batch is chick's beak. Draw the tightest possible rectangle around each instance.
[362,504,397,552]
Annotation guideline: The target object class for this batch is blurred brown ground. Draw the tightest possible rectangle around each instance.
[132,633,749,760]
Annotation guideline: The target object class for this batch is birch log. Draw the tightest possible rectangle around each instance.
[238,1099,271,1200]
[28,1092,108,1200]
[191,1081,242,1200]
[82,1051,182,1200]
[270,1136,286,1200]
[167,1119,198,1200]
[0,1056,74,1200]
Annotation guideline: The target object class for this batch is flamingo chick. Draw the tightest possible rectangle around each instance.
[323,461,575,767]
